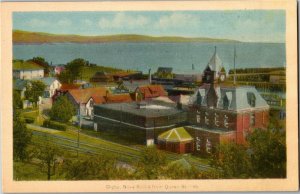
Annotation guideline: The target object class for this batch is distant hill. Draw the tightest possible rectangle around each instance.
[13,30,240,44]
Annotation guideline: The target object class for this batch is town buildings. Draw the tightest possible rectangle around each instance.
[92,49,270,155]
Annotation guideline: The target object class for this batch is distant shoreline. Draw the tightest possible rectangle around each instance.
[13,30,241,44]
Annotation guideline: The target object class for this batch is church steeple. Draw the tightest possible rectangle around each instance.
[202,47,226,83]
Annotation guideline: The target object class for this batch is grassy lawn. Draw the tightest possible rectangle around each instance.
[80,127,142,146]
[27,124,142,157]
[14,161,47,180]
[20,109,38,118]
[27,123,212,172]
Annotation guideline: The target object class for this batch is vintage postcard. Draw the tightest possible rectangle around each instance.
[1,0,298,192]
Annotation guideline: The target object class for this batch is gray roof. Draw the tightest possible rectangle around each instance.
[205,50,223,73]
[95,100,184,118]
[185,125,236,134]
[190,84,269,111]
[123,80,150,92]
[14,79,28,90]
[32,77,59,86]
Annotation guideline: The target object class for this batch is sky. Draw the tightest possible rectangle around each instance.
[13,10,285,43]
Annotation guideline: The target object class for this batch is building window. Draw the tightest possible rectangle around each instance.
[224,114,229,128]
[223,95,229,109]
[196,110,201,123]
[250,112,255,126]
[214,113,219,127]
[196,91,202,105]
[90,99,94,108]
[196,115,201,123]
[206,139,212,153]
[205,112,209,125]
[196,137,201,151]
[247,92,256,107]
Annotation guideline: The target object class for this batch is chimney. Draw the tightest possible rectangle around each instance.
[148,68,152,84]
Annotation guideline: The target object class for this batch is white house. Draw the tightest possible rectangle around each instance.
[33,77,62,98]
[13,61,44,80]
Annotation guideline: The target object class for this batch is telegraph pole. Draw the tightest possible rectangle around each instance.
[233,46,237,85]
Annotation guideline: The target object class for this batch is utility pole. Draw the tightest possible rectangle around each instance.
[233,46,237,85]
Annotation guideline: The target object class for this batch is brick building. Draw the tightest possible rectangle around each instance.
[186,81,269,154]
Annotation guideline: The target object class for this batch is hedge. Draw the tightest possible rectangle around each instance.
[24,117,35,124]
[43,120,66,131]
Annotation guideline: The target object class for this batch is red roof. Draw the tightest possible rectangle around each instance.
[137,85,167,99]
[60,84,81,91]
[68,87,107,104]
[90,95,106,104]
[105,94,133,103]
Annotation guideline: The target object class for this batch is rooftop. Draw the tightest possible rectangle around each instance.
[13,61,44,70]
[190,84,269,111]
[158,127,193,142]
[13,79,28,90]
[32,77,58,86]
[68,87,108,104]
[95,100,184,118]
[185,125,235,134]
[60,83,81,91]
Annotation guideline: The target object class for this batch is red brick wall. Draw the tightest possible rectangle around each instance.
[189,106,238,131]
[219,132,236,144]
[187,107,269,148]
[158,141,193,154]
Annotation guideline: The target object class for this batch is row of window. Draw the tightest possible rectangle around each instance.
[195,137,212,153]
[196,111,256,128]
[196,111,229,129]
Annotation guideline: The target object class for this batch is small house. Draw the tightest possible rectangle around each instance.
[13,60,44,80]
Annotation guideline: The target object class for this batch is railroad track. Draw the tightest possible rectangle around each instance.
[31,129,213,171]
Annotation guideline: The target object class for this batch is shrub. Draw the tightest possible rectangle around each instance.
[43,120,66,131]
[24,117,35,124]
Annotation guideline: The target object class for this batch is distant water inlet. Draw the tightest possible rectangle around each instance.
[13,42,286,74]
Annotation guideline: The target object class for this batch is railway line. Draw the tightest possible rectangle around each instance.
[30,126,213,171]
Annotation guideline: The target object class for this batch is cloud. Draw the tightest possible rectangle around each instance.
[155,13,200,29]
[25,18,49,27]
[98,12,149,29]
[57,18,72,27]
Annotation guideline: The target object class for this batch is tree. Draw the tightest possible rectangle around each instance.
[63,154,134,180]
[57,70,71,84]
[247,128,286,178]
[137,146,167,179]
[64,58,86,83]
[13,115,32,161]
[211,142,252,178]
[24,80,46,107]
[35,141,61,180]
[49,96,76,122]
[13,90,22,110]
[28,57,51,76]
